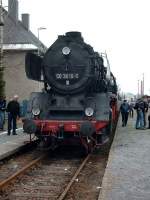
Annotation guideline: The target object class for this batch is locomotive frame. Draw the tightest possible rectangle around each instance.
[23,32,119,154]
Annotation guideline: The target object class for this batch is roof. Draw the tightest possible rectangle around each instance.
[3,8,47,52]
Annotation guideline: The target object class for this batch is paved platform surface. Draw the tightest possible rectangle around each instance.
[0,128,34,160]
[99,114,150,200]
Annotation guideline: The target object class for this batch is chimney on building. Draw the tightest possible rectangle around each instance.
[8,0,18,21]
[22,14,30,30]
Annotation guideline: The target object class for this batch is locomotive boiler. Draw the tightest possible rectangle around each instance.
[23,32,118,153]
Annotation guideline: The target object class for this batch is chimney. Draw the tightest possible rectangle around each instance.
[22,14,30,30]
[8,0,18,21]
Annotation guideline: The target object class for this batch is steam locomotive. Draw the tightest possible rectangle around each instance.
[23,32,118,153]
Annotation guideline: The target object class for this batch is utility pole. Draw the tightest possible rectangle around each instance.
[0,0,5,98]
[37,27,46,55]
[142,73,144,95]
[140,80,143,97]
[37,27,46,91]
[137,80,139,98]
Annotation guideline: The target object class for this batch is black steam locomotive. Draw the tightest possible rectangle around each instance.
[23,32,118,153]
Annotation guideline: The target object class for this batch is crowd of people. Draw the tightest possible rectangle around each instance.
[0,95,20,135]
[120,97,150,129]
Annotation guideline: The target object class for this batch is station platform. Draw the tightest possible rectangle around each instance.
[98,114,150,200]
[0,128,34,161]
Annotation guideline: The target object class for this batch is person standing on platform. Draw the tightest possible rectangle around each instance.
[6,95,20,135]
[0,96,6,131]
[120,100,130,127]
[129,102,134,118]
[134,99,146,129]
[148,114,150,129]
[142,97,149,127]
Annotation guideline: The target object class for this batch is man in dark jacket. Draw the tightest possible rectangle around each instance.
[142,98,149,127]
[0,96,6,130]
[7,95,20,135]
[120,100,130,127]
[148,114,150,129]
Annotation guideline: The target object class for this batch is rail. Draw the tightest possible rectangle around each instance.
[58,154,91,200]
[0,154,46,190]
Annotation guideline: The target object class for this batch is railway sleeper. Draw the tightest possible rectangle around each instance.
[10,192,58,199]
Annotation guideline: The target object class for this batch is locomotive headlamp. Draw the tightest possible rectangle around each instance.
[85,107,94,117]
[32,108,40,116]
[62,46,71,55]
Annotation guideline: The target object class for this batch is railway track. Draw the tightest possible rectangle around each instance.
[64,150,108,200]
[0,148,45,190]
[0,146,108,200]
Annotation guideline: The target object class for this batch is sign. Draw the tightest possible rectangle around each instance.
[56,73,79,79]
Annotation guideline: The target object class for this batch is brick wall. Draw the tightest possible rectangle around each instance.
[4,51,40,101]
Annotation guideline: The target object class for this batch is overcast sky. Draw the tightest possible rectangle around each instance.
[4,0,150,95]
